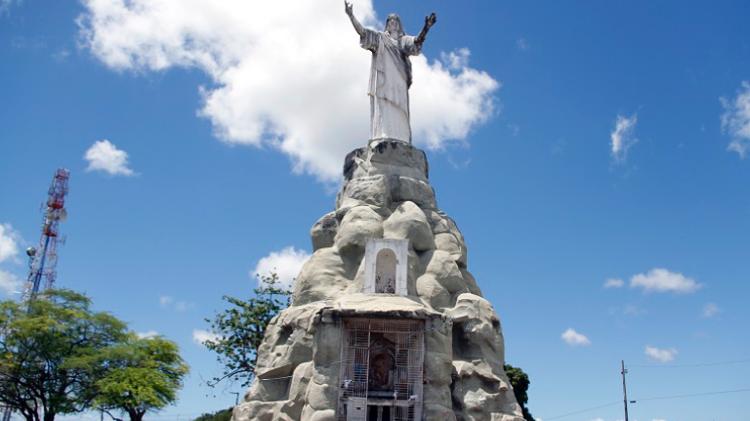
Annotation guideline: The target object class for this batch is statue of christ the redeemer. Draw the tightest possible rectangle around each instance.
[345,1,437,143]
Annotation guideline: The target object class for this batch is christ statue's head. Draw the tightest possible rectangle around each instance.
[384,14,404,38]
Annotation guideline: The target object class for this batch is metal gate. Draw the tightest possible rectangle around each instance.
[337,318,424,421]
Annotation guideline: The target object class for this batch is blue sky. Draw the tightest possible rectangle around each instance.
[2,1,750,420]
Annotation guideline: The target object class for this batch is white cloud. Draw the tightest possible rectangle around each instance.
[253,246,310,289]
[0,270,23,295]
[0,223,21,264]
[440,48,471,71]
[159,295,193,311]
[52,48,71,62]
[645,345,677,363]
[721,81,750,158]
[192,329,219,346]
[623,304,646,316]
[702,302,720,318]
[78,0,500,182]
[630,268,701,294]
[0,0,21,15]
[175,301,193,311]
[561,328,591,346]
[136,330,159,339]
[603,278,624,288]
[516,37,529,51]
[84,139,135,176]
[608,304,646,317]
[610,113,638,162]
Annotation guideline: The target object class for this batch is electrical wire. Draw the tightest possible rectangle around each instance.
[543,401,621,420]
[628,357,750,368]
[542,387,750,420]
[634,387,750,402]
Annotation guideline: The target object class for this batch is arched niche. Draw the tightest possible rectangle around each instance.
[375,248,397,293]
[364,239,408,296]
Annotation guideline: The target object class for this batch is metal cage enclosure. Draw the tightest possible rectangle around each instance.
[337,318,425,421]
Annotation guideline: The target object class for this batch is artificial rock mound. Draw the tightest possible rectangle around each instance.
[233,140,524,421]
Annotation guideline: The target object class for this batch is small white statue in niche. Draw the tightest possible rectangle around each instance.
[364,239,408,296]
[374,274,396,294]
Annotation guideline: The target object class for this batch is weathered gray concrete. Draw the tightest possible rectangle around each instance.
[233,140,524,421]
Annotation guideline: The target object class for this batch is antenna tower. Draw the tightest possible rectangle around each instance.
[3,169,70,421]
[22,168,70,299]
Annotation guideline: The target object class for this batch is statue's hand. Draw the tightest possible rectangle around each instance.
[425,12,437,28]
[345,1,353,16]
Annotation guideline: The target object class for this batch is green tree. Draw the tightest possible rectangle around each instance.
[0,289,128,421]
[204,272,290,387]
[504,364,535,421]
[193,407,233,421]
[93,334,189,421]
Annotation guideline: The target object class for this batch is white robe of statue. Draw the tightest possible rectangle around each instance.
[360,28,421,143]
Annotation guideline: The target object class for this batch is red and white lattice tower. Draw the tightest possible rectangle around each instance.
[22,168,70,300]
[3,169,70,421]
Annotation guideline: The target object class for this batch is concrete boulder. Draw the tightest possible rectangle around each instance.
[383,201,435,251]
[310,212,338,251]
[337,175,391,209]
[292,248,352,305]
[333,206,383,254]
[423,249,466,295]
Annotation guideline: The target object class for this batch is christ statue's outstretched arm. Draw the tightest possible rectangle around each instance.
[415,12,437,46]
[344,1,365,37]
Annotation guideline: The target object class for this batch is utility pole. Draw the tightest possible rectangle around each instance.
[621,360,630,421]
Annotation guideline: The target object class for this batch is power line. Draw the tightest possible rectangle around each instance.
[543,401,621,420]
[634,387,750,402]
[629,357,750,368]
[543,386,750,420]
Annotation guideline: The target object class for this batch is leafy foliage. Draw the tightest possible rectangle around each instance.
[0,289,188,421]
[0,289,128,421]
[504,364,535,421]
[193,407,233,421]
[93,335,189,421]
[204,272,290,387]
